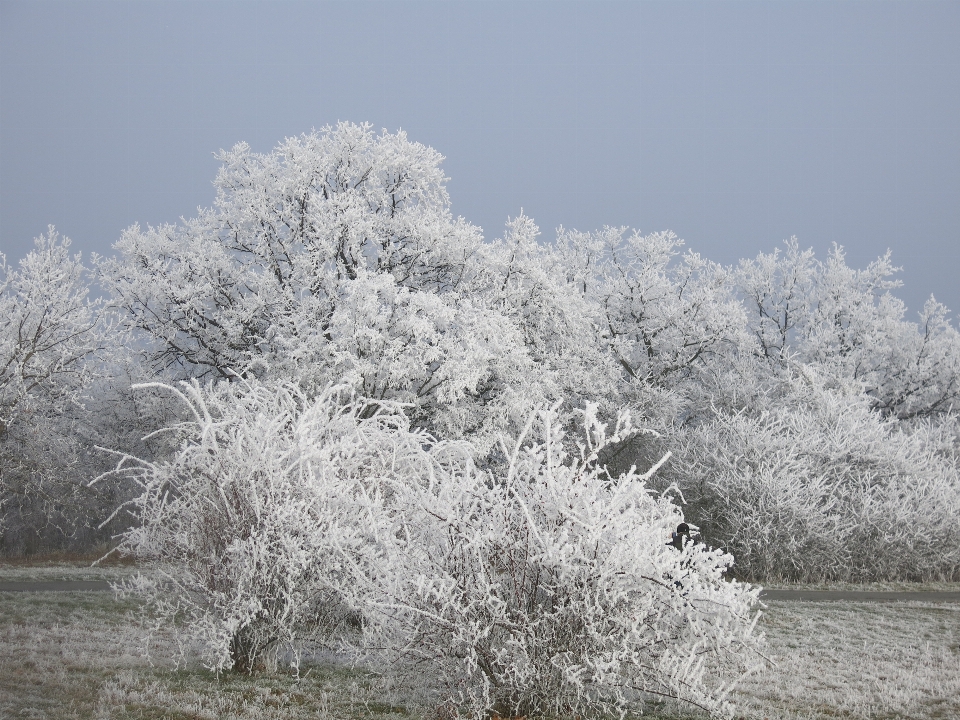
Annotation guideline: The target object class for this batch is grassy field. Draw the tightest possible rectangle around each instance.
[1,563,958,720]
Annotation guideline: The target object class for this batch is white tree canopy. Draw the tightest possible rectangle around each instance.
[737,239,960,419]
[98,123,537,449]
[1,227,109,432]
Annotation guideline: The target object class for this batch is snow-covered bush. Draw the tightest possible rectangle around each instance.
[106,381,763,717]
[673,369,960,582]
[99,380,461,673]
[350,404,763,719]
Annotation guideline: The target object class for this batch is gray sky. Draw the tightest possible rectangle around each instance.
[2,0,958,317]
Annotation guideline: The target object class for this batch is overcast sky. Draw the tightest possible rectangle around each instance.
[2,0,958,316]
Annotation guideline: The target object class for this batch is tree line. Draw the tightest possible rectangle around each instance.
[3,122,958,577]
[2,121,959,715]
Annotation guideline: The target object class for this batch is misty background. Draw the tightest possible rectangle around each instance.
[2,0,958,317]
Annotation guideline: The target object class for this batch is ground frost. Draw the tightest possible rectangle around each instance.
[2,580,959,719]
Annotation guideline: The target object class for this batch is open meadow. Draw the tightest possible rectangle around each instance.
[1,564,958,720]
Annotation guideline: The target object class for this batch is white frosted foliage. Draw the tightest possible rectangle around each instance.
[355,402,763,718]
[105,382,762,717]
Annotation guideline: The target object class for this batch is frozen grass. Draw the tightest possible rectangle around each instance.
[0,589,421,720]
[0,590,147,720]
[1,566,958,719]
[95,664,420,720]
[759,581,960,593]
[736,600,960,720]
[0,553,141,583]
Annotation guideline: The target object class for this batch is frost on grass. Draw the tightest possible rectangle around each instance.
[736,600,960,720]
[0,590,156,720]
[2,587,959,720]
[0,563,141,583]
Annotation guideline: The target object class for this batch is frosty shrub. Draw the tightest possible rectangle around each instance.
[674,371,960,582]
[353,404,763,719]
[99,379,454,673]
[104,380,762,717]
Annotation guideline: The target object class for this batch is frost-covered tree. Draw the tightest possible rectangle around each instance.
[737,239,960,420]
[98,122,479,378]
[735,237,817,363]
[469,215,621,436]
[874,297,960,419]
[98,124,528,450]
[1,228,107,431]
[541,226,753,429]
[0,228,121,551]
[592,229,749,391]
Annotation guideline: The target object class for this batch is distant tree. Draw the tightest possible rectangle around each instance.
[0,228,118,551]
[1,228,107,432]
[593,229,749,389]
[543,226,752,428]
[471,215,621,436]
[737,240,960,420]
[871,296,960,420]
[735,237,817,362]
